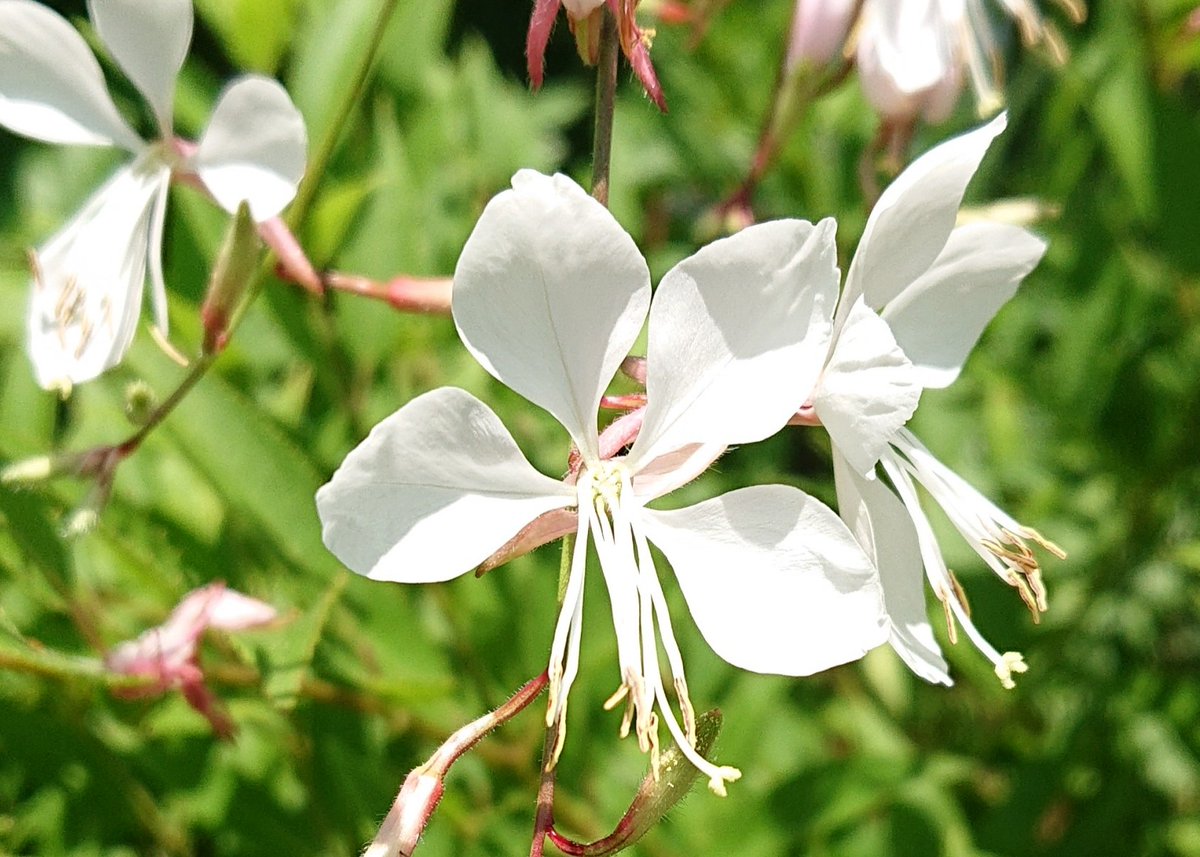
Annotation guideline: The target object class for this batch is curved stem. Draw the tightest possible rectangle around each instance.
[286,0,402,231]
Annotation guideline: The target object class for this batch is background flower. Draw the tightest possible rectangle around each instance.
[0,0,306,390]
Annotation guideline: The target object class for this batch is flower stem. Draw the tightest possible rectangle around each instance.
[530,15,622,854]
[286,0,401,231]
[590,7,620,206]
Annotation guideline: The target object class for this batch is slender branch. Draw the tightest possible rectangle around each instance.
[0,647,152,692]
[287,0,402,231]
[118,353,217,457]
[529,10,622,856]
[590,8,620,206]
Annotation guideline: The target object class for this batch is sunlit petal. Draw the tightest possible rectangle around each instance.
[814,298,921,476]
[0,0,140,149]
[640,485,888,676]
[316,387,574,583]
[87,0,192,135]
[832,450,952,685]
[841,113,1006,318]
[453,170,650,458]
[192,76,308,221]
[883,222,1048,388]
[631,218,840,467]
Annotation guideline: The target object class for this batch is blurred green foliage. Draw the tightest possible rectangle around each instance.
[1,1,1199,855]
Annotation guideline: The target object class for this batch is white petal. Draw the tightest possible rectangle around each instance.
[452,171,651,457]
[841,113,1007,317]
[87,0,191,135]
[639,485,888,676]
[202,587,278,631]
[315,387,574,583]
[26,160,169,389]
[191,76,308,222]
[0,0,140,148]
[813,298,921,476]
[146,171,170,332]
[833,450,951,685]
[882,222,1047,388]
[630,442,726,502]
[629,218,840,468]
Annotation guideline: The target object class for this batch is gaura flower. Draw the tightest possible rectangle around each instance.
[855,0,1085,123]
[0,0,307,391]
[105,581,278,737]
[794,114,1063,688]
[317,170,888,794]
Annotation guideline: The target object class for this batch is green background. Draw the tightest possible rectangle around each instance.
[1,1,1198,855]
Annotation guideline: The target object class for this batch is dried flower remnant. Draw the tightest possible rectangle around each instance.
[0,0,307,391]
[105,582,278,737]
[527,0,667,110]
[317,171,887,793]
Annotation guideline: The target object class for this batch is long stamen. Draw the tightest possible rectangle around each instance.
[632,520,697,747]
[881,453,1028,689]
[544,498,591,769]
[652,681,741,796]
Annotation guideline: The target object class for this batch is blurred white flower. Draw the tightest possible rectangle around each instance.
[856,0,966,124]
[317,170,888,794]
[799,114,1062,688]
[856,0,1084,123]
[0,0,307,391]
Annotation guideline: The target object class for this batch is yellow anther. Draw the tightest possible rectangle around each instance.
[995,652,1028,690]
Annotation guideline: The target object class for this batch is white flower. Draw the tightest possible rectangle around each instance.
[0,0,307,391]
[316,171,888,793]
[856,0,1084,122]
[801,114,1062,688]
[856,0,966,125]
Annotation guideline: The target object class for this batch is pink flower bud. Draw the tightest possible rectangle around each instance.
[786,0,856,71]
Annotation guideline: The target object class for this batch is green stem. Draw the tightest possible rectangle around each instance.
[590,8,620,206]
[286,0,402,230]
[0,647,151,692]
[533,19,623,852]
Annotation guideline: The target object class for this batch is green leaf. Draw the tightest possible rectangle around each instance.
[255,569,348,711]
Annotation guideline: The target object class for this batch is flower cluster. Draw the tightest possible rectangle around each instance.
[317,115,1061,790]
[0,0,307,392]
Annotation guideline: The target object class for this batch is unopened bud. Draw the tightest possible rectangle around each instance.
[786,0,856,71]
[363,769,445,857]
[1,455,56,485]
[124,380,157,426]
[201,201,261,355]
